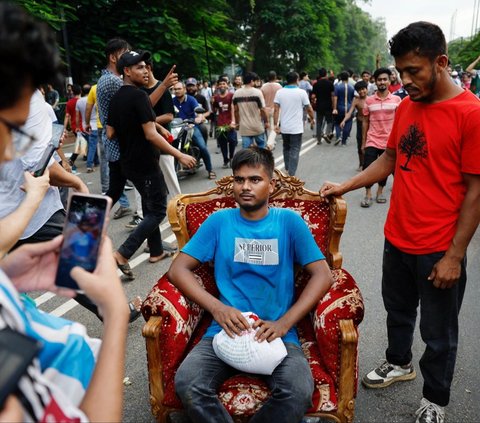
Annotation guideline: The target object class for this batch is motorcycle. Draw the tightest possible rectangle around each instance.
[170,106,205,178]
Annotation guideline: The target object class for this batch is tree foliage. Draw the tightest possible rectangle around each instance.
[15,0,389,85]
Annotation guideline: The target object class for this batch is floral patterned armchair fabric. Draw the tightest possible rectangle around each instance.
[141,170,364,423]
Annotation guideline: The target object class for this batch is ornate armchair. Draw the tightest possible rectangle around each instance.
[141,170,364,423]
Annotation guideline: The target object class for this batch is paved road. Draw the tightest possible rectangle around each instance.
[31,127,480,422]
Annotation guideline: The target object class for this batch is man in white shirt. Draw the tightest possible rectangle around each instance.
[273,72,315,176]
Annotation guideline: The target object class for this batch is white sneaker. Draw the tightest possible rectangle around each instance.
[362,360,416,388]
[415,398,445,423]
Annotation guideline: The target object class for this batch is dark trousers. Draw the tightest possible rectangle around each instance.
[217,130,237,165]
[363,146,387,188]
[12,209,101,319]
[106,160,127,207]
[315,109,333,139]
[382,239,467,406]
[281,133,302,176]
[118,170,167,259]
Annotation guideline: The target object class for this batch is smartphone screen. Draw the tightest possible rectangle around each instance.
[32,123,64,177]
[55,194,110,290]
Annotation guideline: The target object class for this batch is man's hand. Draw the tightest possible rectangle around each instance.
[274,124,281,134]
[61,160,72,173]
[211,303,251,338]
[21,170,50,202]
[70,237,128,321]
[320,180,344,198]
[161,65,178,89]
[332,109,338,115]
[179,153,196,169]
[194,115,205,125]
[252,318,289,342]
[428,255,463,289]
[340,120,346,129]
[0,236,75,298]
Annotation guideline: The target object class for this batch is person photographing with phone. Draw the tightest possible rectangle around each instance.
[0,3,130,421]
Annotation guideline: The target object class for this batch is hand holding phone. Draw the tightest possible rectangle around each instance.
[55,193,112,292]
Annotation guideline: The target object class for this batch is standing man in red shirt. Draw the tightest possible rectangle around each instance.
[212,77,237,168]
[360,67,401,207]
[320,21,480,423]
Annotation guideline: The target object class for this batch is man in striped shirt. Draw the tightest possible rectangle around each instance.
[360,67,401,208]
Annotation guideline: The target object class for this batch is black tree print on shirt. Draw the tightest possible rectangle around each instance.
[399,123,428,171]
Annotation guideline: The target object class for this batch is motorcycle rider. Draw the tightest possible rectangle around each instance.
[173,81,216,179]
[185,77,211,144]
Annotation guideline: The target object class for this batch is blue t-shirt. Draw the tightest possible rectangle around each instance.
[334,82,355,114]
[182,208,325,345]
[173,94,199,120]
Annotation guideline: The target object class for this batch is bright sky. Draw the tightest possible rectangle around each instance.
[360,0,478,42]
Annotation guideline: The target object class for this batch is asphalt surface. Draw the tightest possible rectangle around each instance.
[31,126,480,422]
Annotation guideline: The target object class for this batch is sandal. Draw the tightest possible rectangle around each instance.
[128,296,142,323]
[116,258,135,280]
[360,196,373,208]
[148,249,175,263]
[208,171,217,180]
[376,194,387,203]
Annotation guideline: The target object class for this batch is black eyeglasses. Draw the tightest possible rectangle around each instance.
[0,115,37,157]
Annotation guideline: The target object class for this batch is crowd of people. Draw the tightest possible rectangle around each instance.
[0,2,479,423]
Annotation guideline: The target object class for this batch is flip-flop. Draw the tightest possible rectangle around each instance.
[128,296,142,323]
[360,196,373,208]
[376,194,387,203]
[143,245,177,254]
[116,260,135,280]
[208,171,217,180]
[148,250,175,263]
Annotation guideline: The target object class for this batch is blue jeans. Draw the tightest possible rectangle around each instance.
[118,170,167,259]
[382,239,467,406]
[281,133,302,176]
[175,338,313,423]
[242,133,266,149]
[334,114,353,145]
[192,125,212,172]
[86,130,99,168]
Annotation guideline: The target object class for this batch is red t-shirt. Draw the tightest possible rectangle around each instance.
[65,97,82,132]
[213,92,234,127]
[384,90,480,254]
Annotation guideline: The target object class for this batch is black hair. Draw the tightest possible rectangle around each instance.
[72,84,82,96]
[299,71,307,79]
[361,70,371,76]
[338,71,349,82]
[81,84,91,96]
[104,37,131,63]
[0,2,63,109]
[354,80,368,92]
[217,77,228,84]
[389,21,446,61]
[268,70,277,81]
[243,72,259,85]
[318,68,327,78]
[286,71,299,84]
[373,67,392,80]
[231,147,274,178]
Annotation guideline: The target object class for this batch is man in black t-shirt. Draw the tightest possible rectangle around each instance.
[142,58,181,199]
[107,51,195,278]
[311,68,335,144]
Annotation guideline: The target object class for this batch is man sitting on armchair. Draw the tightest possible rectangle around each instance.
[168,146,333,423]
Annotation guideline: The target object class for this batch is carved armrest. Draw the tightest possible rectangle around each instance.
[312,269,364,391]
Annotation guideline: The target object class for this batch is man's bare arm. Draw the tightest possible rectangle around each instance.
[320,147,396,198]
[428,173,480,289]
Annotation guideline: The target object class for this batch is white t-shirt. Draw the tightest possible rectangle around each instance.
[274,86,310,134]
[76,96,97,130]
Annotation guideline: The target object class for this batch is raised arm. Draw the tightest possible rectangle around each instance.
[466,55,480,74]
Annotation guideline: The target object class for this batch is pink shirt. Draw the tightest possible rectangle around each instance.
[363,92,401,149]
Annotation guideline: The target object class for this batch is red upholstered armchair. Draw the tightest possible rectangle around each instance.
[141,170,364,423]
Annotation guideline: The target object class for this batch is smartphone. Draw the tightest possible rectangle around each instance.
[55,193,112,291]
[0,327,41,410]
[32,123,64,177]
